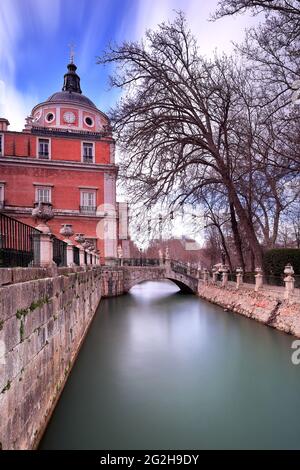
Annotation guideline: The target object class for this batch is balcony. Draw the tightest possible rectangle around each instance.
[82,155,94,164]
[38,152,49,160]
[79,205,97,215]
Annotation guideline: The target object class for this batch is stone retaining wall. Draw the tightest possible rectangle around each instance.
[0,267,102,450]
[198,283,300,337]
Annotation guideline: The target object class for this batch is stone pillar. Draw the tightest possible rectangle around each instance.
[255,267,263,292]
[203,268,209,286]
[165,247,171,271]
[158,249,164,266]
[79,247,85,266]
[222,267,229,288]
[236,267,243,290]
[187,262,191,275]
[284,263,295,300]
[65,240,74,267]
[212,268,218,284]
[86,251,91,265]
[34,223,54,267]
[197,264,201,279]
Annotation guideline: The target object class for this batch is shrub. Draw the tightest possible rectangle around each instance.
[263,249,300,276]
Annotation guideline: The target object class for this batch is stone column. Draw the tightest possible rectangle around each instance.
[165,247,171,271]
[158,249,164,266]
[236,267,243,290]
[65,240,74,266]
[212,268,218,284]
[40,233,54,267]
[187,262,191,275]
[79,246,85,266]
[284,263,295,300]
[86,250,91,265]
[203,268,209,286]
[197,264,201,279]
[222,266,229,288]
[255,267,263,292]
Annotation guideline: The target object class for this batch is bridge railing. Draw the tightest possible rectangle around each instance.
[122,258,160,267]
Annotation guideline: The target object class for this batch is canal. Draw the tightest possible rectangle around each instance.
[40,280,300,450]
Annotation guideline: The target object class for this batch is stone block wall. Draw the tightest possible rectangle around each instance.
[198,284,300,337]
[100,267,124,297]
[0,266,102,450]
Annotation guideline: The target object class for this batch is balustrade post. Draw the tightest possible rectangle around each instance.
[158,249,164,267]
[79,246,85,266]
[284,263,295,300]
[40,233,54,267]
[212,267,218,284]
[187,262,191,275]
[222,266,229,288]
[65,240,74,266]
[236,267,243,290]
[165,247,171,271]
[203,268,209,286]
[86,250,91,265]
[255,267,263,292]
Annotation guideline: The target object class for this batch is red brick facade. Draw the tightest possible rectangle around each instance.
[0,61,128,260]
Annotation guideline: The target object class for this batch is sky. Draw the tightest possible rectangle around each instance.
[0,0,258,131]
[0,0,258,245]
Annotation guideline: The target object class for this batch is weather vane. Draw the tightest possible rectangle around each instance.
[68,43,75,64]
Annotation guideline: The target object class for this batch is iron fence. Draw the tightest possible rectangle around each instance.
[52,236,67,267]
[0,213,41,267]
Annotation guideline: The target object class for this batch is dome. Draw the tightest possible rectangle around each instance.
[47,91,97,109]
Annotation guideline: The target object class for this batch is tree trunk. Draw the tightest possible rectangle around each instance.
[229,202,245,271]
[224,177,263,268]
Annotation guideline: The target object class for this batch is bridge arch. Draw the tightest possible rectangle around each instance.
[123,267,198,294]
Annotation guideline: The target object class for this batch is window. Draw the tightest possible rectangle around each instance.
[36,186,51,203]
[82,142,94,163]
[38,138,50,159]
[85,116,94,127]
[45,112,55,123]
[80,190,96,213]
[0,134,3,156]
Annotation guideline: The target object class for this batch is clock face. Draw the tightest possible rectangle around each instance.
[63,111,76,124]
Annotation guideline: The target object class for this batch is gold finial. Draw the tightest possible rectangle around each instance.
[68,43,75,64]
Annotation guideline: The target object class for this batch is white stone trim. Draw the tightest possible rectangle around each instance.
[0,156,118,172]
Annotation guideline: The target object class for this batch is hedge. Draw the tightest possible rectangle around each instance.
[263,249,300,276]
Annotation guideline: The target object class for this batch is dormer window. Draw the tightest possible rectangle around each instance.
[38,138,50,159]
[82,142,94,163]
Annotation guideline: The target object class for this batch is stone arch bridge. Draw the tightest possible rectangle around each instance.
[121,259,200,294]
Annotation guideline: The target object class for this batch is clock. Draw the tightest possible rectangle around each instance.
[63,111,76,123]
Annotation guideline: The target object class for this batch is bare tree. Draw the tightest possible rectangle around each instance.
[98,14,266,266]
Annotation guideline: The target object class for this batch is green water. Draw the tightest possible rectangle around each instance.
[40,280,300,449]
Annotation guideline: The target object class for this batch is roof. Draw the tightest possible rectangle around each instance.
[47,91,97,109]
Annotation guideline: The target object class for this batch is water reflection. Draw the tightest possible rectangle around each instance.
[40,280,300,450]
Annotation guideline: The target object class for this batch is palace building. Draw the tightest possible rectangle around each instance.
[0,59,130,261]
